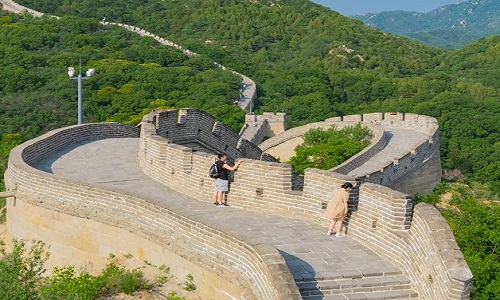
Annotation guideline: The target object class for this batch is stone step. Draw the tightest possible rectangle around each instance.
[298,275,412,296]
[302,289,419,300]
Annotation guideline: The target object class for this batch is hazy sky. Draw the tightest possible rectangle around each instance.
[310,0,463,16]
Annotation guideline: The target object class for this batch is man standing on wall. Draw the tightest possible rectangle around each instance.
[213,153,242,207]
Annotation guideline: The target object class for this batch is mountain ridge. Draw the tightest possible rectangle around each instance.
[354,0,499,48]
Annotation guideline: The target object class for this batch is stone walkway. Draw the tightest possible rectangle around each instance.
[347,127,429,178]
[34,138,417,299]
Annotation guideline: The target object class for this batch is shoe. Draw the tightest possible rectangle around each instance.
[213,202,218,206]
[327,230,332,235]
[219,203,229,207]
[335,233,345,237]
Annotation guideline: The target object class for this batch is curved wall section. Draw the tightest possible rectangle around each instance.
[22,123,140,165]
[5,123,300,300]
[139,109,470,299]
[260,112,441,195]
[348,184,472,299]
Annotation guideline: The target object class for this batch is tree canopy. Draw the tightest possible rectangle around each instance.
[15,0,498,193]
[288,124,371,173]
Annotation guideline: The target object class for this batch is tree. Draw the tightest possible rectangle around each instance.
[288,123,371,173]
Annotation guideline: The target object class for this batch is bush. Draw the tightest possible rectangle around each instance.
[39,261,148,299]
[0,239,49,300]
[100,262,148,295]
[181,274,196,291]
[38,266,105,300]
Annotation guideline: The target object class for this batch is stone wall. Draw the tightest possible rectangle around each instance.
[258,118,385,163]
[5,123,300,300]
[138,109,471,299]
[4,111,471,300]
[348,184,472,299]
[20,123,140,165]
[239,112,286,146]
[150,108,265,161]
[260,112,441,195]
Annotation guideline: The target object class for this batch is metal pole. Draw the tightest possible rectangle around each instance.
[77,74,82,125]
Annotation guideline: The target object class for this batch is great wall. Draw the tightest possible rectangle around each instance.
[1,1,472,299]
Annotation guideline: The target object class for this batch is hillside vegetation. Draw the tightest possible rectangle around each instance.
[0,1,499,298]
[355,0,500,48]
[9,0,500,195]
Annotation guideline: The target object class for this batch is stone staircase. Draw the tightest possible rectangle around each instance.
[298,273,418,300]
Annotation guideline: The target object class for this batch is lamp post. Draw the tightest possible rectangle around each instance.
[68,64,94,125]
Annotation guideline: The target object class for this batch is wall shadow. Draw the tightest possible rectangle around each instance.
[31,139,97,173]
[278,250,324,299]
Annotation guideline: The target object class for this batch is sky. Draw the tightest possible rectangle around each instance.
[310,0,464,16]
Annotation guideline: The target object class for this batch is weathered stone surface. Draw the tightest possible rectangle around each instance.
[4,111,472,299]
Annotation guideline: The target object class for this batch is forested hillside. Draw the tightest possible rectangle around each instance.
[1,1,499,299]
[10,0,500,195]
[355,0,500,48]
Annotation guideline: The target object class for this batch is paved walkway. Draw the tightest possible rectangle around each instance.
[34,138,404,296]
[347,127,429,178]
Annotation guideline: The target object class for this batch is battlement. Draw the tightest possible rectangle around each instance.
[240,112,287,145]
[135,109,469,298]
[5,123,299,300]
[145,108,268,161]
[260,112,441,195]
[4,110,471,299]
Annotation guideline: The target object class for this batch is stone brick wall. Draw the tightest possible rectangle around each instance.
[348,184,472,299]
[22,123,140,165]
[355,130,440,194]
[138,109,471,299]
[260,112,441,195]
[4,111,471,300]
[259,118,384,163]
[5,123,300,300]
[150,109,264,161]
[241,112,286,144]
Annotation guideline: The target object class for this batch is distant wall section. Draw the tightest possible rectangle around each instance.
[260,112,441,195]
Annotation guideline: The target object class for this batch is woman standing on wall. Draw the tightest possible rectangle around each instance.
[325,182,353,237]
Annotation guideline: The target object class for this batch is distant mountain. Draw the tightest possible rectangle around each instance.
[354,0,500,48]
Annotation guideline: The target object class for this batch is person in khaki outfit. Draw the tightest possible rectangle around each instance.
[325,182,353,237]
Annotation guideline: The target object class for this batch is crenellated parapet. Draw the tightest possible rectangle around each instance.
[3,109,472,299]
[348,184,473,299]
[143,108,275,162]
[137,109,470,299]
[259,112,441,195]
[5,122,300,300]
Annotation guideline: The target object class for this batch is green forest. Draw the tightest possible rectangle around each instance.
[1,0,499,298]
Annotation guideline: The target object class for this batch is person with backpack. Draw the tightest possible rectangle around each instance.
[212,153,242,207]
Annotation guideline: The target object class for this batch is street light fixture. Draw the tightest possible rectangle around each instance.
[68,63,94,125]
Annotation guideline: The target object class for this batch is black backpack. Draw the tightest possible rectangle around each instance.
[208,162,220,178]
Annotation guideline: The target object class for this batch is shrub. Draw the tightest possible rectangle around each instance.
[100,262,148,295]
[288,123,371,173]
[166,291,185,300]
[38,266,105,300]
[0,239,49,300]
[181,274,196,291]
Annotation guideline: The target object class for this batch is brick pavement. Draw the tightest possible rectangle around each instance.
[347,128,429,178]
